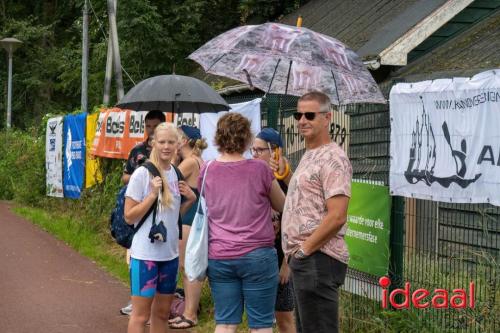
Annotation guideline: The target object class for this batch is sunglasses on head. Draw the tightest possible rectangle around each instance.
[292,111,328,121]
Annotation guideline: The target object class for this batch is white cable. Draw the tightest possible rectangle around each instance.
[87,0,136,85]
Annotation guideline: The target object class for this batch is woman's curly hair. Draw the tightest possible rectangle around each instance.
[214,113,252,154]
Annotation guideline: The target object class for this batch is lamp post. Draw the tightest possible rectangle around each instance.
[0,37,22,128]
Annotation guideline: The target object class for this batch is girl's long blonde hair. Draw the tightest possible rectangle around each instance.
[149,122,179,208]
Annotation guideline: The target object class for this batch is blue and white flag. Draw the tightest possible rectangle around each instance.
[63,113,86,199]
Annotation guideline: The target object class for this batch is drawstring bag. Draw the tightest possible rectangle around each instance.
[185,161,212,282]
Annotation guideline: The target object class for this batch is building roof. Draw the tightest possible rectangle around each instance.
[193,0,499,93]
[280,0,453,63]
[280,0,422,51]
[201,0,442,92]
[282,0,473,66]
[391,8,500,81]
[407,0,500,62]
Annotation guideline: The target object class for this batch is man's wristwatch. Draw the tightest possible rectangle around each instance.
[294,248,309,260]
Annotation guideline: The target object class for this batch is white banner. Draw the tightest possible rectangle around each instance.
[174,112,200,128]
[200,98,262,161]
[128,111,148,139]
[390,69,500,206]
[46,116,64,197]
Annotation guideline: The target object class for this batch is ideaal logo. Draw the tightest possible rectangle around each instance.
[404,96,482,188]
[379,276,475,309]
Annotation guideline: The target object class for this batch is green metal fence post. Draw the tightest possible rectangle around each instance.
[389,195,405,303]
[266,95,279,129]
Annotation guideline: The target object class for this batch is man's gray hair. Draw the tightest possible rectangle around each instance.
[298,91,332,113]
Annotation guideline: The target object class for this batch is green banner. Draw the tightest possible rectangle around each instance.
[345,182,391,277]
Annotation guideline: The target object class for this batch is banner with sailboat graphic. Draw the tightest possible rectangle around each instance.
[389,70,500,206]
[46,116,64,197]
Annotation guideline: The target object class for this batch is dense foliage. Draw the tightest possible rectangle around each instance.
[0,0,304,129]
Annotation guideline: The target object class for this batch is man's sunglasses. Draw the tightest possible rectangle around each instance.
[292,112,328,121]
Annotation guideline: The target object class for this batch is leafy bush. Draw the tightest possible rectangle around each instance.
[0,129,45,204]
[0,126,123,231]
[78,158,123,234]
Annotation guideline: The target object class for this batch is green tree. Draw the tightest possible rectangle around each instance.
[0,0,304,129]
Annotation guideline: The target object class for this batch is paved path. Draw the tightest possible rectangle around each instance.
[0,201,130,333]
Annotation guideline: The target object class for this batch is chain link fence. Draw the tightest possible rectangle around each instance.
[224,85,498,332]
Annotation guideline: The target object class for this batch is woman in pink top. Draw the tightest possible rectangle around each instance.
[200,113,285,333]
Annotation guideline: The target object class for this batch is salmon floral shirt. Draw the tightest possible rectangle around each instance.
[282,142,352,264]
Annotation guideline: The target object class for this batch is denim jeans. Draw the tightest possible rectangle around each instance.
[289,251,347,333]
[207,247,279,328]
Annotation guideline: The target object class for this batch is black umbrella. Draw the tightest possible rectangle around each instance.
[116,74,230,113]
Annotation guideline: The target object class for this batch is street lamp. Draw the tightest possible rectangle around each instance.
[0,37,22,128]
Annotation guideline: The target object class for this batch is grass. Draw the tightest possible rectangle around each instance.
[338,249,499,333]
[13,204,253,332]
[13,203,499,333]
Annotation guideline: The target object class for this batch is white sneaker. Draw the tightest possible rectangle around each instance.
[120,302,132,316]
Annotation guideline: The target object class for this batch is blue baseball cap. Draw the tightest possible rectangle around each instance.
[180,125,201,140]
[256,128,283,148]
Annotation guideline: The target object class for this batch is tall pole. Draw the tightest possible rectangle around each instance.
[107,0,124,100]
[103,0,115,105]
[0,37,22,129]
[6,51,13,128]
[81,0,89,113]
[103,33,113,105]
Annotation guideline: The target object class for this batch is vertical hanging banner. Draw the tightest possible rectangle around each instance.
[46,116,64,197]
[91,108,130,159]
[63,113,86,199]
[390,70,500,205]
[85,113,103,188]
[91,108,173,159]
[200,98,261,160]
[345,182,391,277]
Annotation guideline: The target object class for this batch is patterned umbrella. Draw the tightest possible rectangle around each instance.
[188,22,385,105]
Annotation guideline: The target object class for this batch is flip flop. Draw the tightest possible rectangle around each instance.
[168,316,183,324]
[169,315,197,329]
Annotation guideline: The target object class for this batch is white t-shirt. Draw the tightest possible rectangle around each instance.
[125,165,181,261]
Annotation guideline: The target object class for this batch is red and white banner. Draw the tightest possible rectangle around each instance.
[91,108,174,159]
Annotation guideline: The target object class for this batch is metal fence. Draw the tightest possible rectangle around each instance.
[224,84,499,332]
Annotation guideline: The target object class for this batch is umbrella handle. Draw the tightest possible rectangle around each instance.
[296,16,302,27]
[273,147,290,180]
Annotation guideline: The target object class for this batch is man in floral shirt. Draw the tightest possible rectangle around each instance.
[121,110,165,184]
[282,92,352,333]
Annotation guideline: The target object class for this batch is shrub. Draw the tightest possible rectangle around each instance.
[0,129,45,204]
[0,127,123,232]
